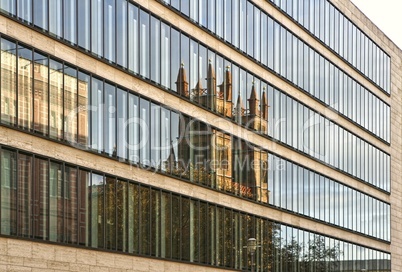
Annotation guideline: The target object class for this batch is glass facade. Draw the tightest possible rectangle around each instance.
[0,145,391,271]
[0,0,393,270]
[160,0,390,141]
[269,0,391,94]
[0,35,391,241]
[0,36,391,191]
[0,0,391,142]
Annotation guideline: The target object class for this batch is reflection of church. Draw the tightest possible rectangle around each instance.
[166,62,269,203]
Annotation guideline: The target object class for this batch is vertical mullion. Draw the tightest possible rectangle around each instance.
[114,177,118,250]
[137,184,141,254]
[62,62,65,140]
[75,69,79,144]
[89,0,92,52]
[102,174,106,248]
[75,0,78,45]
[31,154,35,239]
[31,49,34,131]
[102,80,105,153]
[148,187,152,255]
[114,0,117,63]
[74,165,78,245]
[114,86,117,158]
[46,158,50,241]
[0,147,2,223]
[16,42,19,126]
[179,195,182,260]
[169,192,172,257]
[88,170,93,247]
[125,180,129,252]
[101,0,104,58]
[126,1,129,69]
[61,162,65,243]
[76,166,81,245]
[15,150,19,236]
[0,34,2,122]
[125,90,129,161]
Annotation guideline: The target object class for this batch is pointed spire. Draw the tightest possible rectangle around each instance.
[224,65,232,101]
[193,80,204,95]
[166,141,176,172]
[207,58,216,110]
[207,58,216,95]
[248,81,260,116]
[176,62,189,97]
[207,58,216,80]
[262,86,268,120]
[235,95,244,119]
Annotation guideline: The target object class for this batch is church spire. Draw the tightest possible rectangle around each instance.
[224,65,232,101]
[176,62,189,97]
[235,95,244,123]
[207,59,216,110]
[248,82,260,116]
[262,86,268,120]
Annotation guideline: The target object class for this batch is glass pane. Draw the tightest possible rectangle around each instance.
[64,65,78,143]
[104,83,116,156]
[33,157,48,240]
[1,38,17,125]
[150,103,161,168]
[140,98,150,165]
[128,3,139,73]
[64,0,76,44]
[91,78,103,152]
[150,16,160,83]
[49,59,63,140]
[91,0,103,56]
[116,179,127,251]
[17,45,33,130]
[105,176,116,249]
[17,0,31,22]
[161,22,170,88]
[104,0,115,62]
[65,165,78,244]
[49,161,63,242]
[0,0,15,15]
[33,52,49,135]
[34,0,48,30]
[140,10,150,78]
[117,88,127,160]
[0,149,17,235]
[128,93,139,163]
[116,0,127,67]
[48,0,62,37]
[77,71,90,147]
[91,173,104,248]
[78,0,90,50]
[78,169,90,246]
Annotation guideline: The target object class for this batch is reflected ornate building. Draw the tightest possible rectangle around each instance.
[166,63,269,203]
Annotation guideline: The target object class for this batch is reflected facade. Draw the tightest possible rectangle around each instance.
[0,0,396,271]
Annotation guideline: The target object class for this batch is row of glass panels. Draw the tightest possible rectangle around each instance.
[269,0,391,93]
[0,0,391,142]
[0,146,391,271]
[0,35,391,240]
[268,86,390,191]
[0,35,390,191]
[161,0,390,141]
[269,154,390,241]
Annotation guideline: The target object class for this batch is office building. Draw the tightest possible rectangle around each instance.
[0,0,400,271]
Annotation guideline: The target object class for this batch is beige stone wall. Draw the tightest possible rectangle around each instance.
[0,237,232,272]
[328,0,402,271]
